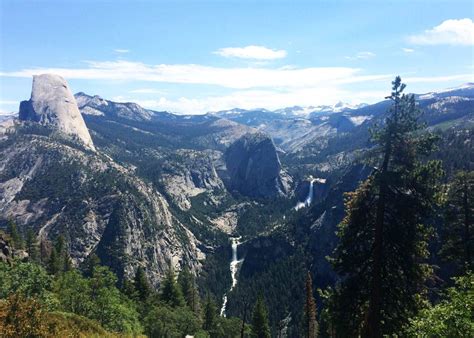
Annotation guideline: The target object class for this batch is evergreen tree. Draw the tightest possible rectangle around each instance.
[178,266,200,314]
[39,239,50,265]
[63,253,73,272]
[303,271,318,338]
[83,253,101,277]
[121,278,138,300]
[7,218,23,249]
[202,295,217,333]
[330,77,443,337]
[55,235,65,257]
[440,170,474,273]
[251,294,271,338]
[48,235,70,274]
[48,247,61,275]
[160,267,184,307]
[134,266,151,302]
[25,229,39,262]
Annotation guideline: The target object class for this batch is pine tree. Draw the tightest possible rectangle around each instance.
[48,235,69,274]
[7,218,23,249]
[330,77,443,337]
[160,267,184,307]
[39,239,50,265]
[63,253,73,272]
[178,266,200,314]
[251,294,271,338]
[84,253,101,277]
[203,295,217,333]
[25,229,39,262]
[303,271,318,338]
[441,170,474,273]
[134,266,151,302]
[122,278,137,300]
[55,235,65,257]
[48,247,61,275]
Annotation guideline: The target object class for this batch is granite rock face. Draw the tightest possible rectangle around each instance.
[225,132,288,198]
[19,74,95,150]
[0,134,204,285]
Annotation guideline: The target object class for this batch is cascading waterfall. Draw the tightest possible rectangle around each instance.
[295,177,326,210]
[220,237,243,317]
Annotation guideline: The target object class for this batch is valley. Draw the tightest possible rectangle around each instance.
[0,74,472,337]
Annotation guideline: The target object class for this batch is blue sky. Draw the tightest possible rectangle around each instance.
[1,0,473,114]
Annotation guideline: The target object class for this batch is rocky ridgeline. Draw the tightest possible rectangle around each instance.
[19,74,95,150]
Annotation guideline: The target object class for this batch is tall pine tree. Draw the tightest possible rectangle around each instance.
[203,295,218,333]
[25,229,39,262]
[134,266,151,302]
[160,267,185,307]
[303,271,318,338]
[178,266,200,314]
[48,235,71,274]
[440,170,473,273]
[7,218,23,249]
[251,294,271,338]
[330,77,442,337]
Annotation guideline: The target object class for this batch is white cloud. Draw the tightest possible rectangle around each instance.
[408,18,474,46]
[345,51,376,60]
[103,71,474,114]
[119,87,374,115]
[402,48,415,53]
[2,59,471,115]
[130,88,166,94]
[0,100,18,105]
[214,45,287,60]
[0,60,389,89]
[404,73,474,83]
[114,49,130,53]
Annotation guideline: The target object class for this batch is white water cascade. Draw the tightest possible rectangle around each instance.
[220,237,243,317]
[295,177,326,211]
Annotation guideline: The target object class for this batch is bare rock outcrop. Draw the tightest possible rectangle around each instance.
[225,132,289,198]
[19,74,95,150]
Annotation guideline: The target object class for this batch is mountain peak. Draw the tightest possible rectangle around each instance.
[18,74,95,150]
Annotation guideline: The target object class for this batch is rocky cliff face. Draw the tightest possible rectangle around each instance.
[0,128,204,285]
[19,74,95,150]
[224,133,290,198]
[160,149,226,210]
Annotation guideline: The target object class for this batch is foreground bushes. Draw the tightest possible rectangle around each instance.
[0,259,243,337]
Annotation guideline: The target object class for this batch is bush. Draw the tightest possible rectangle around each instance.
[406,272,474,336]
[0,293,50,337]
[143,305,201,337]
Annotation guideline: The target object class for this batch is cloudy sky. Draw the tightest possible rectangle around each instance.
[1,0,473,114]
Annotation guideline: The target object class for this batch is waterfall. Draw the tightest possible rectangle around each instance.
[295,177,326,210]
[220,237,243,317]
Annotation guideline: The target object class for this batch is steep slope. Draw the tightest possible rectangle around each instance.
[75,93,260,215]
[0,124,203,285]
[19,74,95,150]
[224,133,290,198]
